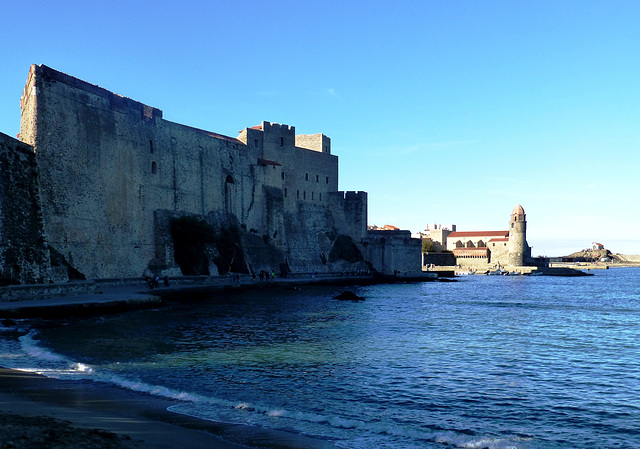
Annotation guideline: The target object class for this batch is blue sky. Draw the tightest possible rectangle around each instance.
[1,1,639,256]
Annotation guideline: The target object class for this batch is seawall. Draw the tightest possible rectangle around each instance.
[0,272,440,319]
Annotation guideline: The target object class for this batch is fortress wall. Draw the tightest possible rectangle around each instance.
[21,65,164,278]
[328,191,368,242]
[365,230,422,274]
[283,202,332,271]
[18,65,373,279]
[283,147,338,211]
[21,65,267,278]
[0,132,50,284]
[255,122,338,212]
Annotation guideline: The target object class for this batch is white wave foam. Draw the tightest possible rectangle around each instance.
[434,432,532,449]
[4,327,532,449]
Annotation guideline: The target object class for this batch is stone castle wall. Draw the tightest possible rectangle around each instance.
[365,230,422,275]
[0,132,51,284]
[17,65,395,279]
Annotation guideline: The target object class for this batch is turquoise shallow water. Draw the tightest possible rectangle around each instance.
[3,268,640,448]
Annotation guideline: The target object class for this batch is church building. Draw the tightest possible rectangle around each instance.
[430,205,531,268]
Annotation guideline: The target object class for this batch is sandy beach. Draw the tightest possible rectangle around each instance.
[0,367,336,449]
[0,367,252,448]
[0,281,365,449]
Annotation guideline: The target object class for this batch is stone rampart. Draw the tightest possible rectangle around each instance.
[16,65,378,279]
[0,132,50,284]
[365,230,421,274]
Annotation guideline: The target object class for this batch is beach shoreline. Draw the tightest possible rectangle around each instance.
[0,276,441,448]
[0,367,336,449]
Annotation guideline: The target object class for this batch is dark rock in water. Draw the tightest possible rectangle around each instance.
[2,318,16,327]
[334,291,364,301]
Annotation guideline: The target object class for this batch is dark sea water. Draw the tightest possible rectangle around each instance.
[2,268,639,448]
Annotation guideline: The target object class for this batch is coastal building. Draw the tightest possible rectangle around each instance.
[419,224,457,252]
[423,205,531,269]
[0,64,422,283]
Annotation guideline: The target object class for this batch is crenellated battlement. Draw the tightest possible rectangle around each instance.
[336,191,367,201]
[261,121,295,133]
[237,121,297,149]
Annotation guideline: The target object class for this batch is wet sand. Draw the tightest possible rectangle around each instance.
[0,368,336,449]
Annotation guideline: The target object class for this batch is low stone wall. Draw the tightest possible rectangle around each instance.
[614,254,640,263]
[0,281,95,303]
[422,252,456,267]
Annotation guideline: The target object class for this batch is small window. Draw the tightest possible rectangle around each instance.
[316,174,319,182]
[281,171,285,180]
[305,173,309,181]
[284,188,288,198]
[297,190,300,199]
[303,191,306,200]
[151,161,158,174]
[280,137,284,146]
[149,140,154,154]
[326,176,329,184]
[319,193,322,201]
[254,139,258,147]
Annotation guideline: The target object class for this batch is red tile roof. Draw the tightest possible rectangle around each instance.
[448,231,509,238]
[488,238,509,242]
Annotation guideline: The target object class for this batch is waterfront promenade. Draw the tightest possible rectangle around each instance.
[0,271,437,319]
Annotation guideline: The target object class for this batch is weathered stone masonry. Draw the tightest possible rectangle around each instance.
[0,132,50,284]
[17,64,381,280]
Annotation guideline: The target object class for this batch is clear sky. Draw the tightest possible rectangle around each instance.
[1,1,639,256]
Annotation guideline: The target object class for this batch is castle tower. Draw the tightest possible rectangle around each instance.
[507,204,527,266]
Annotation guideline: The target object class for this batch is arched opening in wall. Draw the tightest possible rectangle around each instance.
[466,241,476,248]
[225,175,235,214]
[151,161,158,174]
[455,240,463,248]
[477,240,485,247]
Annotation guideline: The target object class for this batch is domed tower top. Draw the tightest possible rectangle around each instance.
[512,204,525,216]
[511,204,526,222]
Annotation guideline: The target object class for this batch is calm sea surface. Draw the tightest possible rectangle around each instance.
[2,268,639,448]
